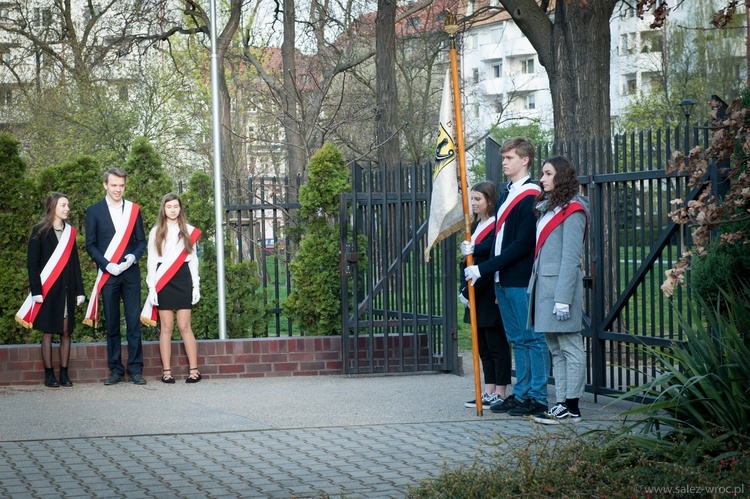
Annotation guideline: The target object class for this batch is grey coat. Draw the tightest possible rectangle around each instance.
[527,195,589,333]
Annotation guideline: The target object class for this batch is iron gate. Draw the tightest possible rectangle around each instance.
[339,161,459,375]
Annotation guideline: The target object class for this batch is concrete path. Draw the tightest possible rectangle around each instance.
[0,357,638,498]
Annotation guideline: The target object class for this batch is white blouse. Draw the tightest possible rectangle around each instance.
[146,223,199,290]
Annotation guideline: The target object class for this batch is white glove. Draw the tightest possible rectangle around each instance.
[464,265,481,285]
[553,302,570,321]
[460,241,474,256]
[106,263,122,276]
[148,289,159,306]
[192,287,200,305]
[459,293,469,308]
[32,295,43,304]
[76,295,85,306]
[118,254,136,272]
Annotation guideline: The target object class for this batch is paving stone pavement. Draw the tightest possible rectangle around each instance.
[0,356,637,498]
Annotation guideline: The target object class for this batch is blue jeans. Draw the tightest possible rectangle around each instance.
[494,284,549,404]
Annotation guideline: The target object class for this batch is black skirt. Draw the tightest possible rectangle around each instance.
[157,262,193,310]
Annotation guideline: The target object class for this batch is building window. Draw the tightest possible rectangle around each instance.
[641,31,663,53]
[406,17,421,29]
[0,87,11,106]
[466,0,475,16]
[118,84,128,101]
[525,94,536,110]
[472,68,479,84]
[2,47,9,64]
[492,62,502,78]
[624,76,637,95]
[521,58,534,74]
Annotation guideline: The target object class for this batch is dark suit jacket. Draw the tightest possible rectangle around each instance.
[27,223,85,333]
[85,199,146,284]
[477,179,539,288]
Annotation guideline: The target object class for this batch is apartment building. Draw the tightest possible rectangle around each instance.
[459,0,746,156]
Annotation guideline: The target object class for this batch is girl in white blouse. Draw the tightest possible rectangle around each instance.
[146,193,202,383]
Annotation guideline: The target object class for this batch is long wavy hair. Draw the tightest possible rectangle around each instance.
[33,192,69,239]
[154,193,194,257]
[470,181,497,224]
[535,156,580,213]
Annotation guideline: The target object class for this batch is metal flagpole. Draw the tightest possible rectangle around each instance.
[209,0,227,339]
[445,11,482,417]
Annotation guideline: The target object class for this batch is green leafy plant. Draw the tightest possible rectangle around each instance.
[0,134,38,344]
[285,142,350,336]
[614,285,750,463]
[191,243,269,339]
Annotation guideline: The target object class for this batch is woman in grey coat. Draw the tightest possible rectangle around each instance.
[526,156,589,424]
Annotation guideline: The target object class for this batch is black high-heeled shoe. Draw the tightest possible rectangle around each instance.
[186,367,202,384]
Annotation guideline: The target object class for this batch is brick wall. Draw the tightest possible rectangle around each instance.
[0,336,343,386]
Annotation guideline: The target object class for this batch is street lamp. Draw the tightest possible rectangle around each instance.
[678,98,695,150]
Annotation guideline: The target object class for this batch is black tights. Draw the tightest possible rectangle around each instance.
[41,318,70,369]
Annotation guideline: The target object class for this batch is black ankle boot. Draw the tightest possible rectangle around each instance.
[59,367,73,387]
[44,368,59,388]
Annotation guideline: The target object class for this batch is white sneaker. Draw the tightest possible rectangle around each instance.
[531,403,582,424]
[465,393,494,409]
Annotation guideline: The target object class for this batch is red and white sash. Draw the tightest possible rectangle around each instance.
[472,216,495,245]
[493,183,541,259]
[534,200,587,259]
[83,201,140,326]
[140,226,202,326]
[16,225,77,329]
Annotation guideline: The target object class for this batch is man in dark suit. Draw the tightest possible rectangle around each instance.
[85,168,147,385]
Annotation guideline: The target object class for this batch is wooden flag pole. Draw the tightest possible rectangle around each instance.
[445,11,482,417]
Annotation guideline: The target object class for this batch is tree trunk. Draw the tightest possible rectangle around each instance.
[216,2,242,180]
[283,0,307,192]
[376,0,401,169]
[499,0,617,142]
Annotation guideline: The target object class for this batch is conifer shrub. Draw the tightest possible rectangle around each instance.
[285,143,350,336]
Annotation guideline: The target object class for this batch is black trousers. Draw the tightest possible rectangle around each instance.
[101,275,143,375]
[477,325,512,386]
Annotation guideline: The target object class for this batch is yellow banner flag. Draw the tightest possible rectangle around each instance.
[424,70,463,261]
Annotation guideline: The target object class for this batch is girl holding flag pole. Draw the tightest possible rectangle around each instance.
[18,193,85,388]
[459,181,511,409]
[527,156,589,424]
[142,193,202,384]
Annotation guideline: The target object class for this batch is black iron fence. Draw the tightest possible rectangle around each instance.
[228,123,717,390]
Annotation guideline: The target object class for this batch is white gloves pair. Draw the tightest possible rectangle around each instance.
[106,254,136,276]
[148,288,200,306]
[553,303,570,321]
[33,295,85,306]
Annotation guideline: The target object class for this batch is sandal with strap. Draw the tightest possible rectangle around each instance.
[161,369,175,384]
[186,367,202,384]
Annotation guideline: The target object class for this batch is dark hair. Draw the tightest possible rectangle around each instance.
[102,167,128,183]
[500,137,535,166]
[535,156,580,211]
[469,181,497,223]
[154,193,194,256]
[33,192,69,238]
